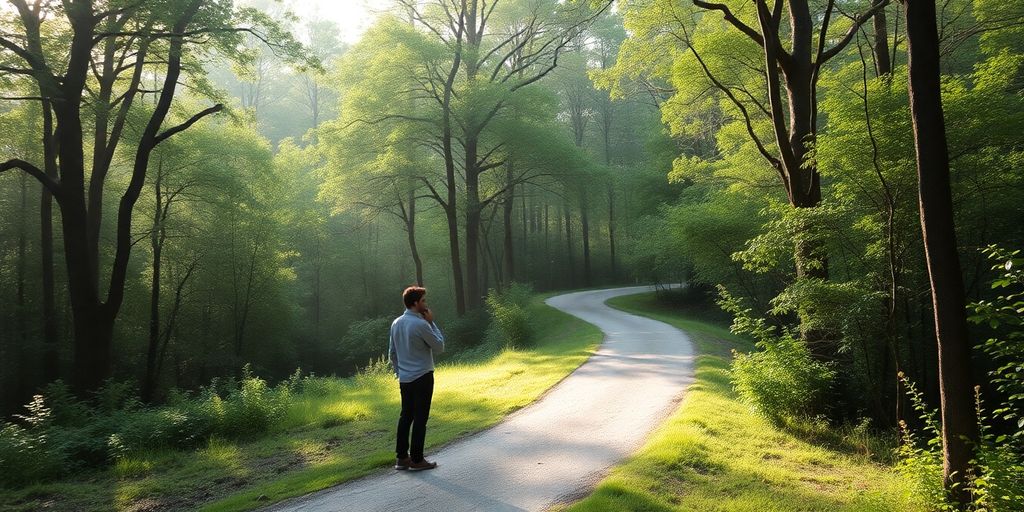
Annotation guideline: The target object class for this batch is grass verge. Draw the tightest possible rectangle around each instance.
[0,293,601,512]
[559,291,924,512]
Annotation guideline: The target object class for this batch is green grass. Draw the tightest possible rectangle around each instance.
[0,294,601,512]
[559,292,925,512]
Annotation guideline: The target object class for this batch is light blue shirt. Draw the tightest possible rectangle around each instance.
[388,309,445,383]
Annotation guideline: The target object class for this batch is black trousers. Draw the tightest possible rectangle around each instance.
[396,371,434,462]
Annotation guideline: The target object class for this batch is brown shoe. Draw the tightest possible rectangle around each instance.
[408,459,437,471]
[395,457,412,470]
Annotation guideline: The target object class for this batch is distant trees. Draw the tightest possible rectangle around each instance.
[0,0,308,393]
[322,0,615,314]
[608,0,1024,507]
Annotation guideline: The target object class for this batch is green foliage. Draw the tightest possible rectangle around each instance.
[897,376,1024,511]
[0,396,64,487]
[719,287,836,422]
[0,365,298,486]
[485,283,536,349]
[969,246,1024,439]
[337,316,391,373]
[220,365,291,438]
[444,309,492,351]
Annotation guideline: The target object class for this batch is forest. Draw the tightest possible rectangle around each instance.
[0,0,1022,510]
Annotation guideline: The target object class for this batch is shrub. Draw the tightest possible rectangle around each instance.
[719,286,835,422]
[968,245,1024,441]
[485,283,534,348]
[360,355,393,377]
[896,247,1024,511]
[337,316,391,373]
[298,374,335,397]
[0,395,65,487]
[221,364,290,438]
[38,380,91,426]
[897,376,1024,511]
[443,308,490,350]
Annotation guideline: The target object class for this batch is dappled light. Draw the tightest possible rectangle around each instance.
[1,0,1022,510]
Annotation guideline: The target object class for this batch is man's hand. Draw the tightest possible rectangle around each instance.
[423,307,435,324]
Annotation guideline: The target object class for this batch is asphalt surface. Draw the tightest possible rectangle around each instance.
[262,285,696,512]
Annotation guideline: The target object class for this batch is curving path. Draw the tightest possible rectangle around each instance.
[263,285,696,512]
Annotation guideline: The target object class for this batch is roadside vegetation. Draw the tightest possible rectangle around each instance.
[563,290,925,512]
[0,290,599,511]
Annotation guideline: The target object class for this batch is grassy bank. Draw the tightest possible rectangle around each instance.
[561,291,923,512]
[0,294,601,512]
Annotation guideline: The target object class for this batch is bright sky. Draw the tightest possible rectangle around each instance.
[290,0,395,44]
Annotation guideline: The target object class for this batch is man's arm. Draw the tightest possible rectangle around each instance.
[417,320,445,354]
[388,326,399,378]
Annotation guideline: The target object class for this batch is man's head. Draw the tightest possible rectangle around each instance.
[403,286,428,313]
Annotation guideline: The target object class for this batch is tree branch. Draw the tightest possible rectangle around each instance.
[819,0,891,64]
[154,104,224,145]
[692,0,765,47]
[0,158,60,193]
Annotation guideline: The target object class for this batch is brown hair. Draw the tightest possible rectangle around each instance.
[403,286,426,308]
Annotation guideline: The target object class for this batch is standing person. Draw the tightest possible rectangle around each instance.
[389,286,445,471]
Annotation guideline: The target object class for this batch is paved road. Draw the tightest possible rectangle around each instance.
[263,285,696,512]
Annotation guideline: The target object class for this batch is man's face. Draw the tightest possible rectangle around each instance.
[414,296,428,313]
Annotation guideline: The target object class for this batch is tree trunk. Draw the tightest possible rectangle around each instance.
[464,135,483,309]
[904,0,978,504]
[608,184,616,280]
[564,202,575,288]
[40,101,59,384]
[580,190,592,287]
[407,186,424,286]
[440,29,466,315]
[16,173,28,401]
[873,0,892,76]
[154,259,196,394]
[503,163,516,284]
[143,165,165,403]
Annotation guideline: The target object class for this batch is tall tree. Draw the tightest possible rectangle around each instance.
[903,0,978,504]
[0,0,307,392]
[399,0,612,309]
[604,0,887,362]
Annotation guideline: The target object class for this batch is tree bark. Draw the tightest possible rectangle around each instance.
[143,166,165,403]
[39,100,59,384]
[464,134,484,309]
[580,189,592,287]
[564,202,575,287]
[873,0,892,76]
[503,163,516,284]
[16,173,28,401]
[904,0,978,504]
[406,185,424,286]
[608,184,616,279]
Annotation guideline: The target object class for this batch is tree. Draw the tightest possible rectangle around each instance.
[903,0,978,504]
[0,0,308,393]
[603,0,889,363]
[397,0,613,310]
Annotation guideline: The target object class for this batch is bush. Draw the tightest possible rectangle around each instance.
[896,247,1024,511]
[485,283,535,349]
[337,316,391,373]
[968,245,1024,441]
[0,395,65,487]
[221,364,290,438]
[897,377,1024,511]
[360,355,393,377]
[443,308,490,350]
[719,286,835,422]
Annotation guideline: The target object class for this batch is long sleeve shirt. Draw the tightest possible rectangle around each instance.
[388,309,445,383]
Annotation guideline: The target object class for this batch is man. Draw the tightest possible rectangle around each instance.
[389,286,445,471]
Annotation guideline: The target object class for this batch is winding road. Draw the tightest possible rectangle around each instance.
[263,285,696,512]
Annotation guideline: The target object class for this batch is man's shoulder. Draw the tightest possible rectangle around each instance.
[393,311,426,327]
